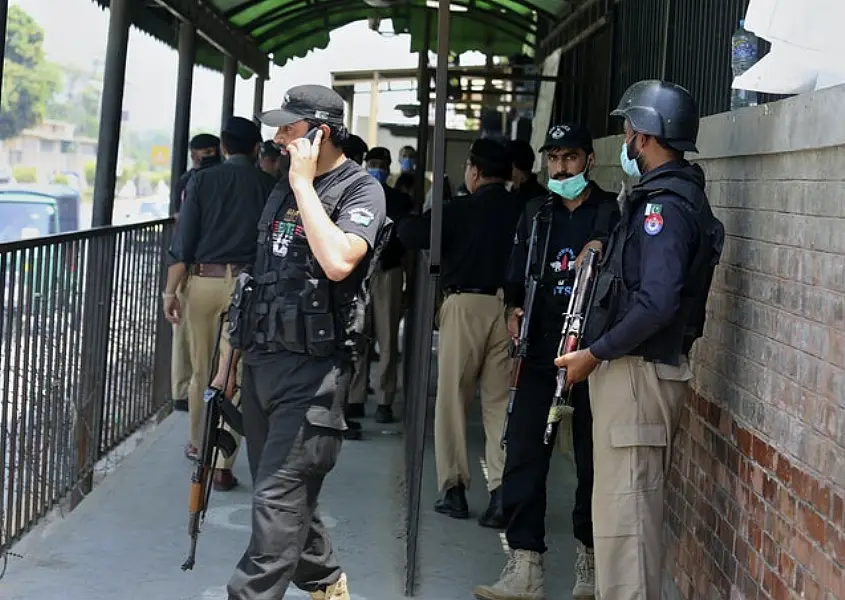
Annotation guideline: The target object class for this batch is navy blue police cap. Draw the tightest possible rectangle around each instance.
[189,133,220,150]
[222,116,262,145]
[539,123,594,155]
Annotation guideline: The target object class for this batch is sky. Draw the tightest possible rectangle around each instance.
[12,0,457,137]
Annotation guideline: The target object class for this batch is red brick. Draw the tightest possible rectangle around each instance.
[764,475,779,502]
[750,519,765,553]
[799,503,827,546]
[752,466,765,495]
[763,533,779,567]
[827,564,844,600]
[833,494,843,525]
[778,486,797,523]
[763,566,775,595]
[778,552,796,588]
[776,455,793,487]
[770,573,790,600]
[753,437,776,470]
[826,524,845,568]
[812,482,832,518]
[794,534,812,568]
[738,427,753,457]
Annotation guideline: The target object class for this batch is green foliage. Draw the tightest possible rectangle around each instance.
[0,5,60,140]
[46,61,102,139]
[83,161,97,186]
[51,173,70,185]
[12,165,37,183]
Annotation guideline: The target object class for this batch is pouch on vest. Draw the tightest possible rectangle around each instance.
[227,270,256,350]
[582,269,624,347]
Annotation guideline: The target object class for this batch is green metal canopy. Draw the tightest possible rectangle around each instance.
[93,0,564,77]
[219,0,563,68]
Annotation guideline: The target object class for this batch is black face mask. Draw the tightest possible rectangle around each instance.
[199,154,221,169]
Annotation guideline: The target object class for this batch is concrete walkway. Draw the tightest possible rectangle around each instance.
[1,401,582,599]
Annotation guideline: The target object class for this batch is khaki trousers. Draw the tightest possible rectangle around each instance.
[348,266,404,407]
[434,291,510,492]
[171,286,192,399]
[185,270,243,470]
[589,355,691,600]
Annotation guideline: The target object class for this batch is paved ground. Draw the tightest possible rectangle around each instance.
[2,379,582,600]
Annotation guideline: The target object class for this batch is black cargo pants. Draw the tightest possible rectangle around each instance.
[500,361,594,553]
[227,350,350,600]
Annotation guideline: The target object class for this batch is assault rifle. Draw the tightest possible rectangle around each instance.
[181,314,245,571]
[500,203,552,449]
[543,248,602,445]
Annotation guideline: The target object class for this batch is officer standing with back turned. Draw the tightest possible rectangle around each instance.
[215,84,388,600]
[555,80,724,600]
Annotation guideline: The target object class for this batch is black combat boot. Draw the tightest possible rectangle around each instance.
[477,486,506,529]
[374,405,395,424]
[434,483,469,519]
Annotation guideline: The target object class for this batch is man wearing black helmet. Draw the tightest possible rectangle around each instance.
[555,80,725,600]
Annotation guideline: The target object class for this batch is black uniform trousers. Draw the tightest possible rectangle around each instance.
[227,350,349,600]
[501,360,594,553]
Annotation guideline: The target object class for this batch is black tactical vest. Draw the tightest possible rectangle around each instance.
[584,164,725,364]
[234,169,393,361]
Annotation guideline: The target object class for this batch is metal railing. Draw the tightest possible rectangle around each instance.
[0,219,174,553]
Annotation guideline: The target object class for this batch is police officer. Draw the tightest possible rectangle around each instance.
[508,139,549,208]
[398,137,522,528]
[216,84,387,600]
[259,139,288,179]
[163,117,276,490]
[554,80,724,600]
[346,146,413,424]
[473,124,620,600]
[341,134,369,166]
[171,133,221,413]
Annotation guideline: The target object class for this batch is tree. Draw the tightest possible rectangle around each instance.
[46,61,102,139]
[0,5,60,140]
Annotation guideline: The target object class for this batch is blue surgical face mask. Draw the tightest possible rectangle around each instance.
[548,171,589,200]
[400,158,415,172]
[620,139,642,178]
[368,168,388,184]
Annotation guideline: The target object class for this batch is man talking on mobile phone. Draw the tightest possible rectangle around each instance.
[215,84,389,600]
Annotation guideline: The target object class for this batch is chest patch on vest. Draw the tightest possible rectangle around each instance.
[272,207,305,257]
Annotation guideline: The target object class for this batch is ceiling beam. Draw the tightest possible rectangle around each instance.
[152,0,269,78]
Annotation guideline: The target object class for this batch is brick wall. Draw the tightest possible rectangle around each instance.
[591,84,845,600]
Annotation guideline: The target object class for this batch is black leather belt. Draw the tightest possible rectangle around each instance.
[445,286,498,296]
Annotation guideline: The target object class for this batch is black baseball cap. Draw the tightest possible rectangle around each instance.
[539,123,594,154]
[258,84,345,128]
[366,147,391,162]
[189,133,219,150]
[222,116,262,145]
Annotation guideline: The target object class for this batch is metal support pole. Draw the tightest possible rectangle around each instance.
[428,1,451,273]
[222,54,237,129]
[404,3,450,596]
[90,0,131,227]
[169,22,196,215]
[0,0,8,106]
[252,76,265,127]
[367,72,380,147]
[413,12,432,212]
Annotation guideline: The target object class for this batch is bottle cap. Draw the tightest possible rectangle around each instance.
[739,18,745,27]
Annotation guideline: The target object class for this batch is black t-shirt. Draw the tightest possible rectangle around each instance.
[246,159,387,366]
[267,159,386,260]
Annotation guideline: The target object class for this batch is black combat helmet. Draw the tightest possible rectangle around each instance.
[611,80,700,153]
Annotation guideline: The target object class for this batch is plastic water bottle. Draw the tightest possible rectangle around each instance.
[731,19,758,110]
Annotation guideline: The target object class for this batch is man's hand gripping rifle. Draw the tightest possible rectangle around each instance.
[500,206,552,449]
[543,247,601,445]
[181,312,246,571]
